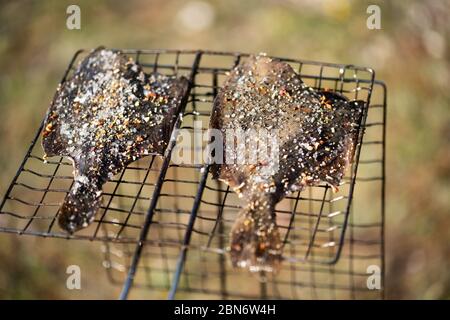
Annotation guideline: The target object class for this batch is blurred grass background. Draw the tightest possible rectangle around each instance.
[0,0,449,299]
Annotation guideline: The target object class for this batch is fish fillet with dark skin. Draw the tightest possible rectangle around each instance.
[209,55,364,272]
[42,48,189,233]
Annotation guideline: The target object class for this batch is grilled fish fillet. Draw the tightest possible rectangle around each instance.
[210,55,364,272]
[42,48,189,233]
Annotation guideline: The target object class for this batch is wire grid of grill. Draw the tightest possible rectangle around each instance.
[0,49,385,299]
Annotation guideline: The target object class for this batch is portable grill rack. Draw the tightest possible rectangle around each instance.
[0,49,386,299]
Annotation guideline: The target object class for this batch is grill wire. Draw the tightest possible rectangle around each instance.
[0,49,386,299]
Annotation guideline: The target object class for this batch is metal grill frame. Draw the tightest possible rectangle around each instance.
[0,49,386,300]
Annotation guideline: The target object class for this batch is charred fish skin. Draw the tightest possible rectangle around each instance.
[210,55,364,272]
[42,47,189,233]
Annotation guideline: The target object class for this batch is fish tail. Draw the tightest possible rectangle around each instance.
[59,176,102,233]
[230,198,283,272]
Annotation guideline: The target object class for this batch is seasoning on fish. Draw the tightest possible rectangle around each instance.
[42,48,189,233]
[210,55,364,272]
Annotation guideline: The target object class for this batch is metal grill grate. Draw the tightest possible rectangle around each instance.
[0,49,386,299]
